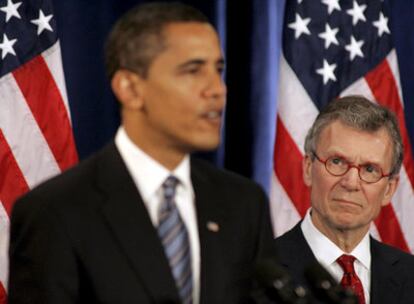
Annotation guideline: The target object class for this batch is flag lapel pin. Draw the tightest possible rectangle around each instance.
[206,221,219,232]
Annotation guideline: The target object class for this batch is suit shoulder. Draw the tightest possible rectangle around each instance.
[372,238,414,267]
[23,150,99,198]
[12,143,116,214]
[275,221,303,241]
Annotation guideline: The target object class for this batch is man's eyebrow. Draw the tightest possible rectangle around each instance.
[177,59,206,70]
[328,151,383,166]
[176,58,225,70]
[360,159,383,167]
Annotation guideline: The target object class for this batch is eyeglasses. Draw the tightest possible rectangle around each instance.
[312,151,392,184]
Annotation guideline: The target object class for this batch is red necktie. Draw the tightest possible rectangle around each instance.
[0,283,6,304]
[337,255,366,304]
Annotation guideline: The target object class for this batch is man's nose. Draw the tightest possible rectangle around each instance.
[339,166,361,191]
[203,73,227,101]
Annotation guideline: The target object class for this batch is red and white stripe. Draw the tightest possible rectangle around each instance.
[0,41,77,297]
[271,50,414,254]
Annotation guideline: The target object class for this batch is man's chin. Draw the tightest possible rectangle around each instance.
[189,136,221,152]
[331,219,368,233]
[191,146,219,155]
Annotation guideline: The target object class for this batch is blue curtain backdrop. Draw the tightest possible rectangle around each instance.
[52,0,414,193]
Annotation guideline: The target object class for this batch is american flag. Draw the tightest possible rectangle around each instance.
[271,0,414,254]
[0,0,77,300]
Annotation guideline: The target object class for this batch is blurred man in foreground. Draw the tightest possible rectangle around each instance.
[8,2,275,303]
[275,96,414,304]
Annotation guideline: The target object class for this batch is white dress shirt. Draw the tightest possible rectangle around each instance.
[301,209,371,303]
[115,127,200,304]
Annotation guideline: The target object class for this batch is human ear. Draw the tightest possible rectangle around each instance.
[381,175,399,207]
[303,154,313,187]
[111,70,144,110]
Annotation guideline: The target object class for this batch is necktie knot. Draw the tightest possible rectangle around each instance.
[337,254,356,274]
[162,176,179,208]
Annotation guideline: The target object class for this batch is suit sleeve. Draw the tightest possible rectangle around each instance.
[8,195,81,304]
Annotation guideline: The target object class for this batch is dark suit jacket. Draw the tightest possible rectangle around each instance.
[8,142,275,304]
[274,222,414,304]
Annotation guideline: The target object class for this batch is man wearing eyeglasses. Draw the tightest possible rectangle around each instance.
[275,95,414,304]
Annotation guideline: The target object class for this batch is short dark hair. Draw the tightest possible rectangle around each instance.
[104,2,209,79]
[304,95,403,176]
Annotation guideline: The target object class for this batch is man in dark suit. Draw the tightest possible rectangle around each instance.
[8,2,275,303]
[275,96,414,304]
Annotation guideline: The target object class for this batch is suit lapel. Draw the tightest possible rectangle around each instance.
[191,159,229,304]
[96,143,180,303]
[370,238,402,304]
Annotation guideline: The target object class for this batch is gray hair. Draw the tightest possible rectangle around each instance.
[304,95,403,176]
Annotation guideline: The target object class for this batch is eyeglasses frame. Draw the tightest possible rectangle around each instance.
[311,151,392,184]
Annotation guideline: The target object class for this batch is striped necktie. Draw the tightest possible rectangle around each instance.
[337,254,365,304]
[158,176,193,304]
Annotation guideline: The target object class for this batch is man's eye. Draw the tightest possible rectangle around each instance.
[186,68,199,74]
[363,164,380,174]
[330,157,344,165]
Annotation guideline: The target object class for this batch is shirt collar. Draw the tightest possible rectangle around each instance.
[301,208,371,270]
[115,127,192,201]
[350,231,371,270]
